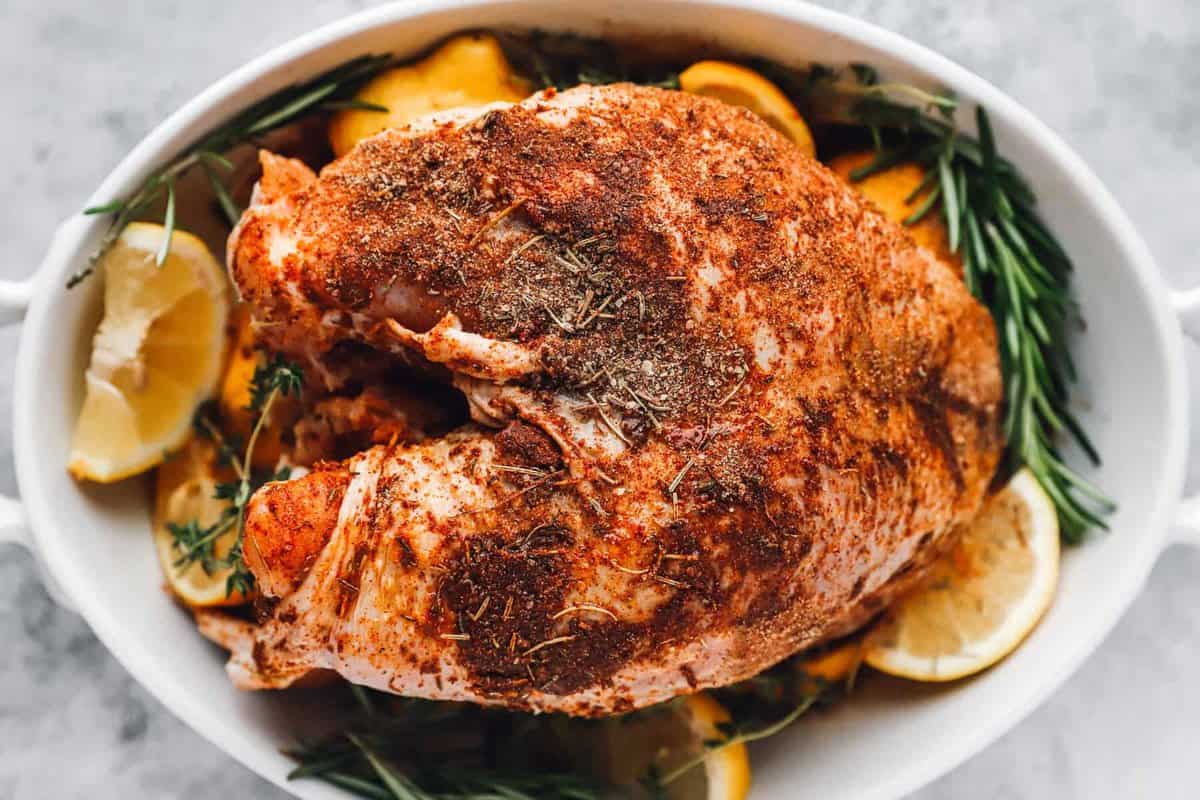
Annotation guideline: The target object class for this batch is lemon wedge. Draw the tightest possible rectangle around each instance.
[864,468,1059,681]
[682,694,752,800]
[680,60,816,157]
[589,693,750,800]
[153,435,247,607]
[68,222,229,482]
[329,33,532,157]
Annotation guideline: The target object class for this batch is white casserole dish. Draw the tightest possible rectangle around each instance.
[2,1,1198,797]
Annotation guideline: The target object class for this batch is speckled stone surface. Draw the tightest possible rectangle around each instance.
[0,1,1197,797]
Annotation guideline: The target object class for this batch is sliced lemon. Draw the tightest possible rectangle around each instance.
[587,693,750,800]
[864,468,1059,681]
[680,60,816,157]
[68,222,229,483]
[153,435,247,607]
[329,33,533,157]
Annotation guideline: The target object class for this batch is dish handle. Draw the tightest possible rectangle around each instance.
[1170,497,1200,549]
[1,216,89,326]
[0,275,33,326]
[1,219,82,609]
[1170,289,1200,549]
[0,495,77,610]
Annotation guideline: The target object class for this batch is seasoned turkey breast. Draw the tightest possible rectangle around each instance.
[210,83,1003,715]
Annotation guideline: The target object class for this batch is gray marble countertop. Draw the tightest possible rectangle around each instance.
[1,1,1198,797]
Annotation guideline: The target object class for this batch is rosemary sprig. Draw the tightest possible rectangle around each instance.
[69,53,392,288]
[289,655,834,800]
[287,693,602,800]
[502,31,679,91]
[823,73,1114,541]
[168,356,303,597]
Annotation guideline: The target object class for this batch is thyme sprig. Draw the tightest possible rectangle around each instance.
[807,66,1114,541]
[69,54,392,288]
[168,356,303,597]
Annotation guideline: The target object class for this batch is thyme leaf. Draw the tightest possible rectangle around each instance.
[248,353,304,412]
[166,357,304,597]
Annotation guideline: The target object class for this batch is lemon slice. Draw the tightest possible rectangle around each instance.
[68,222,229,482]
[587,693,750,800]
[680,60,816,157]
[864,468,1059,681]
[153,435,247,607]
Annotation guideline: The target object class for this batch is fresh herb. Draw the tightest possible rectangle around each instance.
[642,650,848,791]
[653,694,818,790]
[248,354,304,413]
[69,54,393,288]
[289,652,837,800]
[167,356,304,597]
[502,31,679,91]
[287,692,602,800]
[165,518,230,576]
[800,65,1113,541]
